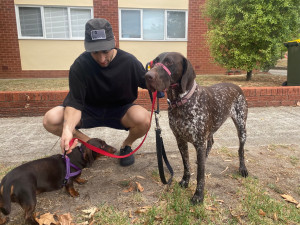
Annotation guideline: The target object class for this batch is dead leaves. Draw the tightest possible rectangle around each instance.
[34,207,99,225]
[35,213,57,225]
[123,181,144,193]
[258,209,266,217]
[281,194,300,208]
[35,212,74,225]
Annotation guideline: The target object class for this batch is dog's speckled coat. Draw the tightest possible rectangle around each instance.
[145,52,248,203]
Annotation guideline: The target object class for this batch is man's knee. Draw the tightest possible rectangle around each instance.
[122,105,151,131]
[43,106,64,130]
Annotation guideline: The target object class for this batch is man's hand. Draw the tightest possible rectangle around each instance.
[61,106,82,154]
[60,129,78,154]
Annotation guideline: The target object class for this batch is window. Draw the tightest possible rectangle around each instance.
[119,9,188,41]
[16,6,93,39]
[19,7,43,37]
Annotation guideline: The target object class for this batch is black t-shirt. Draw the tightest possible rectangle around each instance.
[63,49,146,110]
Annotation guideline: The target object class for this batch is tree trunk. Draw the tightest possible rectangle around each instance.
[246,70,252,81]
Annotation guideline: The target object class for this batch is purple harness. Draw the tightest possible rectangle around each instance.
[62,150,82,186]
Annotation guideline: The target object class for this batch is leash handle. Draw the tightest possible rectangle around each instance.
[69,91,157,159]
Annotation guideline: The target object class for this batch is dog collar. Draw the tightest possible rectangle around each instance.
[156,63,171,76]
[168,81,197,109]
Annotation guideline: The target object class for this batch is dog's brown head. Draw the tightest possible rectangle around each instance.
[145,52,196,93]
[82,138,117,166]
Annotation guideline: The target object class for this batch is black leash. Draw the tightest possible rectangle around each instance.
[146,63,174,185]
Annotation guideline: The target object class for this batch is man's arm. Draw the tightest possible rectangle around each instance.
[60,106,81,153]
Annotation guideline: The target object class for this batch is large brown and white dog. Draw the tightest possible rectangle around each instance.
[145,52,248,204]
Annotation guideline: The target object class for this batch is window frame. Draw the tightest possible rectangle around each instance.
[15,5,93,40]
[119,8,188,41]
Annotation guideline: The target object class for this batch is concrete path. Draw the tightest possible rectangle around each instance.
[0,106,300,163]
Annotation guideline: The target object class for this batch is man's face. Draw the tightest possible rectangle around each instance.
[91,49,114,67]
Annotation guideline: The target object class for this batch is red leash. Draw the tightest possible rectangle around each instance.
[68,91,157,158]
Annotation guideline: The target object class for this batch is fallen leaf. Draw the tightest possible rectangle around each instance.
[131,218,138,223]
[123,182,135,193]
[57,213,73,225]
[136,182,144,192]
[128,210,133,218]
[135,206,152,214]
[155,216,163,221]
[259,209,266,217]
[206,206,217,211]
[136,175,146,179]
[35,212,57,225]
[281,194,299,205]
[273,213,278,221]
[216,199,225,204]
[82,207,98,219]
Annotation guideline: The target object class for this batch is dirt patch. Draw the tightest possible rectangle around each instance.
[2,144,299,224]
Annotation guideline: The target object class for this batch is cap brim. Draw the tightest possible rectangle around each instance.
[85,39,115,52]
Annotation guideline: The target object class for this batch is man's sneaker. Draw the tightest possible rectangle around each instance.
[119,146,135,166]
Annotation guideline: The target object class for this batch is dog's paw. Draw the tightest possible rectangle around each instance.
[179,179,189,188]
[191,194,204,205]
[68,188,80,197]
[75,177,88,184]
[239,167,248,177]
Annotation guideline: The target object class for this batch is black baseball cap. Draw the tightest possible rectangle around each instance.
[84,18,115,52]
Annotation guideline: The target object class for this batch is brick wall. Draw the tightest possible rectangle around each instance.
[93,0,119,48]
[0,0,23,78]
[187,0,225,75]
[0,87,299,117]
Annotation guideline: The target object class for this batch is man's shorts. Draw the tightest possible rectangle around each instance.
[73,103,134,131]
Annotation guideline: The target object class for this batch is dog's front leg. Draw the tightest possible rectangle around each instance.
[176,137,190,188]
[191,140,206,204]
[65,180,79,197]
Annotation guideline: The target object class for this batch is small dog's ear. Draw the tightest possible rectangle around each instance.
[181,57,196,93]
[83,147,94,166]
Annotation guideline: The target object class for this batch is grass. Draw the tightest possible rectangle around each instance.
[0,78,69,91]
[0,73,287,91]
[76,177,299,225]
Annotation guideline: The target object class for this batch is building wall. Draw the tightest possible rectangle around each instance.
[187,0,225,74]
[0,0,224,78]
[118,0,188,64]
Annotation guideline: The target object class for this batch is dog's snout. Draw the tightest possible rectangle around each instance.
[145,70,155,81]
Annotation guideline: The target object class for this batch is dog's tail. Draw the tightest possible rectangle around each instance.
[0,179,12,216]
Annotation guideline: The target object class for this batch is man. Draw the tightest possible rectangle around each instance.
[43,18,150,167]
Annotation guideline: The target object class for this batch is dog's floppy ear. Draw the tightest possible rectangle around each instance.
[82,146,95,166]
[181,57,196,93]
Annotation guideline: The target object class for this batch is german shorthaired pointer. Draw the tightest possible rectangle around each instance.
[145,52,248,204]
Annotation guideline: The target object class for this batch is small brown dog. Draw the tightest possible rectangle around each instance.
[0,138,116,224]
